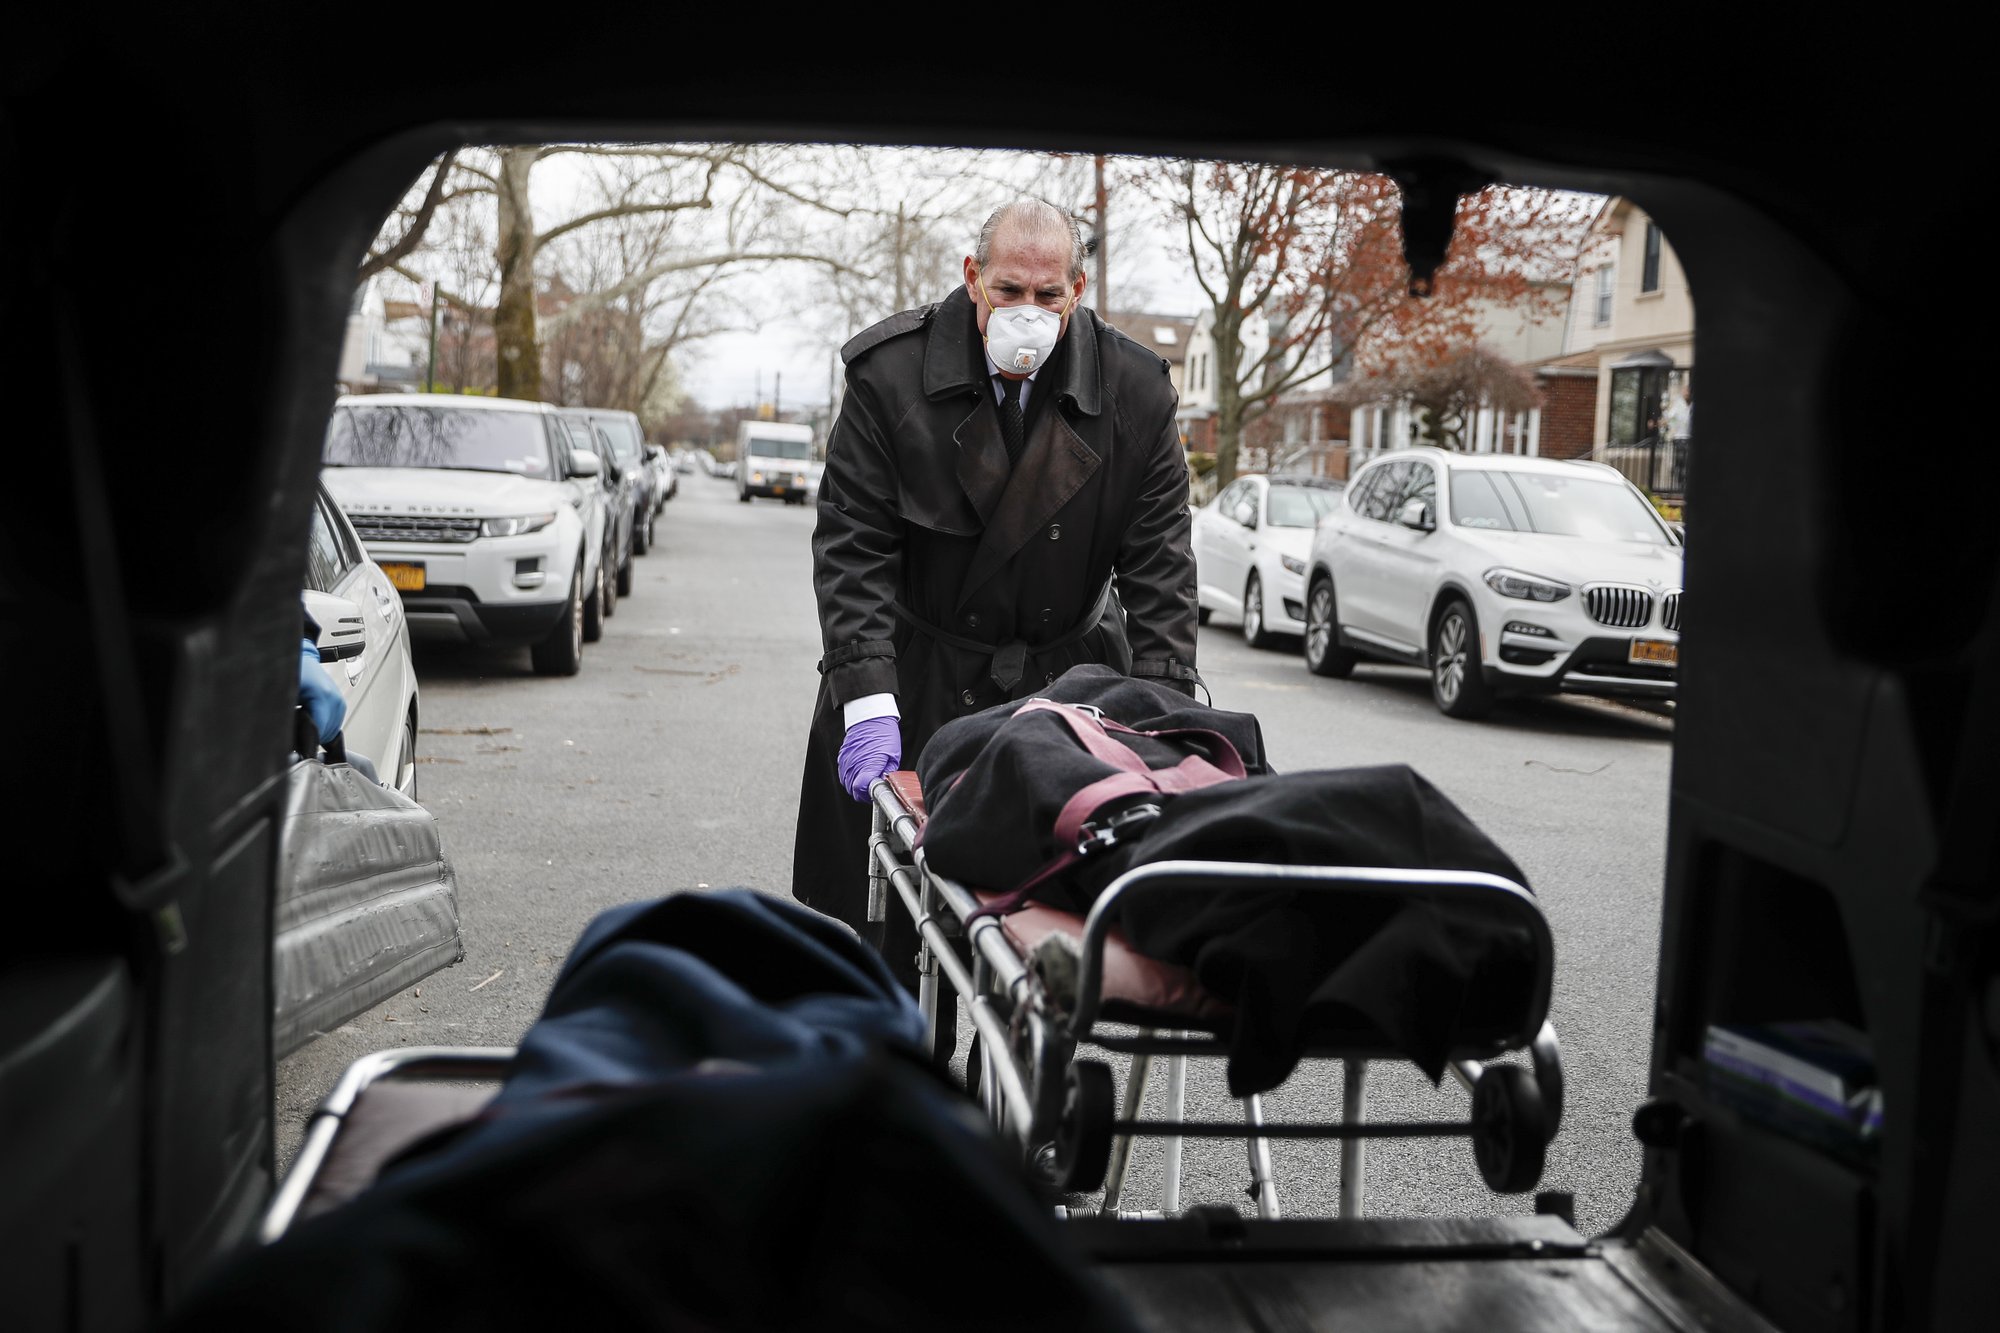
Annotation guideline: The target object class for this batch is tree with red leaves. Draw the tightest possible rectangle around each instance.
[1156,161,1590,484]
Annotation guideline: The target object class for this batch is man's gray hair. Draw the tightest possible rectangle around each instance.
[974,199,1087,284]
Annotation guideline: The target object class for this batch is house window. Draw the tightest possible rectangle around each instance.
[1641,222,1662,293]
[1594,264,1615,326]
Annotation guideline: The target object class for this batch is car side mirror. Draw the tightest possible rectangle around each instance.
[1235,502,1258,528]
[1398,497,1435,532]
[567,449,601,478]
[307,591,367,662]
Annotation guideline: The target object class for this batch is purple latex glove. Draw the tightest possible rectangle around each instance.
[837,716,902,802]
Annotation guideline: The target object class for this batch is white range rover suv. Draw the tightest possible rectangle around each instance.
[321,393,604,676]
[1301,447,1683,719]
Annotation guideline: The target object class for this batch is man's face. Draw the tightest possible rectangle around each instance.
[964,231,1087,342]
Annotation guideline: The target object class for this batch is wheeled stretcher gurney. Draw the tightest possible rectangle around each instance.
[250,884,1764,1332]
[866,768,1565,1219]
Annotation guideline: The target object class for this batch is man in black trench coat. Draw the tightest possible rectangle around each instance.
[792,199,1201,986]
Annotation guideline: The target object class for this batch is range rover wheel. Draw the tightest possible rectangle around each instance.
[1304,577,1357,678]
[633,505,651,555]
[531,565,584,677]
[616,546,634,597]
[1430,597,1494,719]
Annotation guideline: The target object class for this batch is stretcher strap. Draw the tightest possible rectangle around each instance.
[966,700,1245,921]
[1011,699,1247,782]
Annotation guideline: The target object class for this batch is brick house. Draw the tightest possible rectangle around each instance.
[1526,197,1695,494]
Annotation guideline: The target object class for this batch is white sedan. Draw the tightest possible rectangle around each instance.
[1191,474,1346,648]
[303,480,421,796]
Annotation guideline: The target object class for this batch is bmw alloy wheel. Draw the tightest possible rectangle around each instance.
[1306,585,1332,662]
[1434,608,1468,705]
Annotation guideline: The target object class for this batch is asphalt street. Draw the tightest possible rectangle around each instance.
[277,469,1674,1237]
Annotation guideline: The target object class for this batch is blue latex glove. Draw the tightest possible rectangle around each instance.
[299,636,346,748]
[837,715,902,802]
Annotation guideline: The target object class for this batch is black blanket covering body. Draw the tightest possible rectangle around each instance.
[917,665,1541,1096]
[170,890,1140,1333]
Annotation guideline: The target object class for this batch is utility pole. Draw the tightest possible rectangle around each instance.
[424,280,440,392]
[1094,155,1110,321]
[775,371,782,418]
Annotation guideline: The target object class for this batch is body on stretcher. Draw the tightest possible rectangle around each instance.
[866,769,1565,1219]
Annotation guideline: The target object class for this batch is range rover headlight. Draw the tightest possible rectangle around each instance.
[751,471,765,484]
[481,512,558,537]
[1484,567,1572,602]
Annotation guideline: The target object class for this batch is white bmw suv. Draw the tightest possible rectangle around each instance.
[1301,447,1683,719]
[322,394,604,676]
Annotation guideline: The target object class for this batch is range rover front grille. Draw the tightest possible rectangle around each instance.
[1662,591,1681,633]
[349,514,481,544]
[1583,584,1655,629]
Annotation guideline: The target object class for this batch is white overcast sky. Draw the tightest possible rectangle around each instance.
[529,146,1209,414]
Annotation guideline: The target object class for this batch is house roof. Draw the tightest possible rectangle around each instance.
[1106,312,1194,365]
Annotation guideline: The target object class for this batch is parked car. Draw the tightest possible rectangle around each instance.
[280,481,462,1060]
[1192,474,1345,649]
[674,447,699,475]
[646,441,677,508]
[582,409,659,553]
[303,479,421,796]
[1301,447,1683,719]
[557,407,637,606]
[321,393,602,676]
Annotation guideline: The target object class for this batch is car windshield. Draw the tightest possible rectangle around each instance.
[1266,485,1341,528]
[595,416,644,463]
[1450,469,1671,543]
[747,435,812,460]
[325,405,552,476]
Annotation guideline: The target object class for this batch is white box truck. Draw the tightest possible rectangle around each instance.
[736,420,821,505]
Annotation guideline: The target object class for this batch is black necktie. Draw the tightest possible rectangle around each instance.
[998,376,1025,466]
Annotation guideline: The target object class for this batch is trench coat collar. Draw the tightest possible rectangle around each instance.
[922,286,1104,419]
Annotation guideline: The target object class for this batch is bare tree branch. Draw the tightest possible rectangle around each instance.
[543,250,878,337]
[359,151,459,282]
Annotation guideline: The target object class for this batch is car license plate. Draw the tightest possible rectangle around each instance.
[772,486,786,495]
[382,562,426,592]
[1629,638,1678,666]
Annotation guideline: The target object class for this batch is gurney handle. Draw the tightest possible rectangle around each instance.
[1069,860,1553,1041]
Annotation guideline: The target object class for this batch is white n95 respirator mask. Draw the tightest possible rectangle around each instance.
[979,278,1073,374]
[984,304,1061,373]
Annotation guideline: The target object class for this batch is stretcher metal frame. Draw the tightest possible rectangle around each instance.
[867,774,1565,1219]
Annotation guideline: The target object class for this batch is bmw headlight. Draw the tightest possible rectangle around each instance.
[1280,555,1306,576]
[481,512,558,537]
[1484,567,1572,602]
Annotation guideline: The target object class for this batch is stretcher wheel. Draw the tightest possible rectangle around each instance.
[1472,1063,1548,1194]
[1052,1060,1115,1193]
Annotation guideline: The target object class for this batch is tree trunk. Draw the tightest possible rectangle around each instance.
[1212,310,1248,485]
[494,147,541,402]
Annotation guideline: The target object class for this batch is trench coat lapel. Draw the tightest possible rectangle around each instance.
[957,407,1100,606]
[952,397,1010,526]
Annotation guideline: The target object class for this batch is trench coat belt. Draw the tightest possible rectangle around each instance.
[892,580,1113,695]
